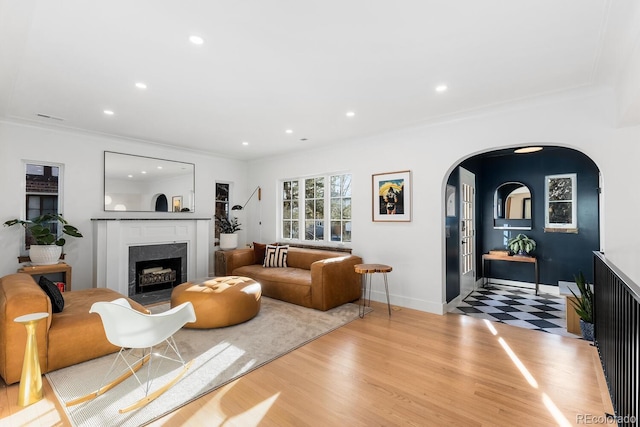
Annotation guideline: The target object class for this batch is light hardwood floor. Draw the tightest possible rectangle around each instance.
[1,301,613,426]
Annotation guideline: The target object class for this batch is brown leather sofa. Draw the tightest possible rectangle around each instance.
[222,246,363,311]
[0,273,148,385]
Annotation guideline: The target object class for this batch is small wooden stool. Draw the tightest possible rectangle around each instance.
[354,264,392,318]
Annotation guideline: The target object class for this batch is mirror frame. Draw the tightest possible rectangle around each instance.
[493,181,532,230]
[104,151,195,213]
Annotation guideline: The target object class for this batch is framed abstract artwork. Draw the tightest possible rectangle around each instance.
[372,170,411,222]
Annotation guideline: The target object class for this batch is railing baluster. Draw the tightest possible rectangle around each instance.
[593,251,640,426]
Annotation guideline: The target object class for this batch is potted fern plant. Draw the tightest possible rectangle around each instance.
[568,271,594,341]
[215,215,241,250]
[507,233,536,256]
[3,213,83,265]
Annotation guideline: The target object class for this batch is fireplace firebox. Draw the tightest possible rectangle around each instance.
[128,243,187,297]
[135,257,182,294]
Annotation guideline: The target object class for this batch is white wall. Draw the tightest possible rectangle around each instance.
[3,87,640,314]
[0,120,248,288]
[247,86,640,314]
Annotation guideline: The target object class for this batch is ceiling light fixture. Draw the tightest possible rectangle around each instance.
[189,35,204,45]
[435,85,448,93]
[514,146,543,154]
[103,110,114,115]
[285,129,293,134]
[346,111,355,117]
[242,141,249,146]
[135,82,147,89]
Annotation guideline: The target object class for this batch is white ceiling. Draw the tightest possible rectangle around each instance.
[0,0,630,160]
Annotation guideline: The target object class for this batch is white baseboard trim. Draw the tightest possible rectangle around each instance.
[445,294,464,313]
[367,289,446,315]
[483,278,559,296]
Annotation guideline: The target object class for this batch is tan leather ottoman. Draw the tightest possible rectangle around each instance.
[171,276,261,329]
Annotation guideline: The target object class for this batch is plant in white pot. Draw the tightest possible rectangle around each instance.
[3,214,83,265]
[215,215,241,250]
[568,271,594,341]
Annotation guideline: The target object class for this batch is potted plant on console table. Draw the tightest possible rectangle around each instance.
[3,213,83,265]
[215,215,242,250]
[507,233,536,256]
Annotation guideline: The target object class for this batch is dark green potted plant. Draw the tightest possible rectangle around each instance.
[3,214,83,265]
[507,233,536,256]
[568,271,594,341]
[215,215,241,250]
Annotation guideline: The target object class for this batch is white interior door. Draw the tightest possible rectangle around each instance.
[459,167,476,298]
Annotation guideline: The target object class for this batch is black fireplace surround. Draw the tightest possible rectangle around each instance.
[128,243,187,297]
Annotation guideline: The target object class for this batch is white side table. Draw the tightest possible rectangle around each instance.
[14,312,49,406]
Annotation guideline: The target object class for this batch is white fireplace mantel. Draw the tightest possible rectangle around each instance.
[92,218,210,296]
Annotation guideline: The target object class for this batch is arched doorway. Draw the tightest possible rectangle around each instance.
[444,145,602,306]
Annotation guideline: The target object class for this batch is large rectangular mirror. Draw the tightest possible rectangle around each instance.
[104,151,195,212]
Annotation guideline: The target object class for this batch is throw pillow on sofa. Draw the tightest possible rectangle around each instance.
[263,245,288,268]
[253,242,267,264]
[38,275,65,313]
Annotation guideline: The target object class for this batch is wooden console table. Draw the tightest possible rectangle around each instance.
[481,254,539,295]
[18,262,72,291]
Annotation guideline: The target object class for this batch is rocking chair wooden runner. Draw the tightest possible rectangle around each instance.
[66,298,196,413]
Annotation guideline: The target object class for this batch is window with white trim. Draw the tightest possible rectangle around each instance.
[282,180,300,239]
[24,162,62,250]
[545,173,577,231]
[281,173,351,243]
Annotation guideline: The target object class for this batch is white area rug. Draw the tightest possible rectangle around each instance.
[46,297,364,427]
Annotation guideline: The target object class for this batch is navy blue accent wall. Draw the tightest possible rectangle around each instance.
[478,148,599,286]
[446,147,600,302]
[445,171,460,302]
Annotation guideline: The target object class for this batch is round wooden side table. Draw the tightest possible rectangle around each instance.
[14,312,49,407]
[354,264,392,318]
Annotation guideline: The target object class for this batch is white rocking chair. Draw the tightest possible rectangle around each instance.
[66,298,196,413]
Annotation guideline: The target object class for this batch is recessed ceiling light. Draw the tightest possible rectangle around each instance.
[285,129,293,134]
[103,110,114,115]
[435,85,448,93]
[189,35,204,45]
[141,171,147,174]
[242,141,249,146]
[157,166,163,169]
[127,174,133,178]
[514,146,543,154]
[346,111,355,117]
[135,82,147,89]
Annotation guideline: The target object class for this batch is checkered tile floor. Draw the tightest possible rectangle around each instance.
[451,285,580,338]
